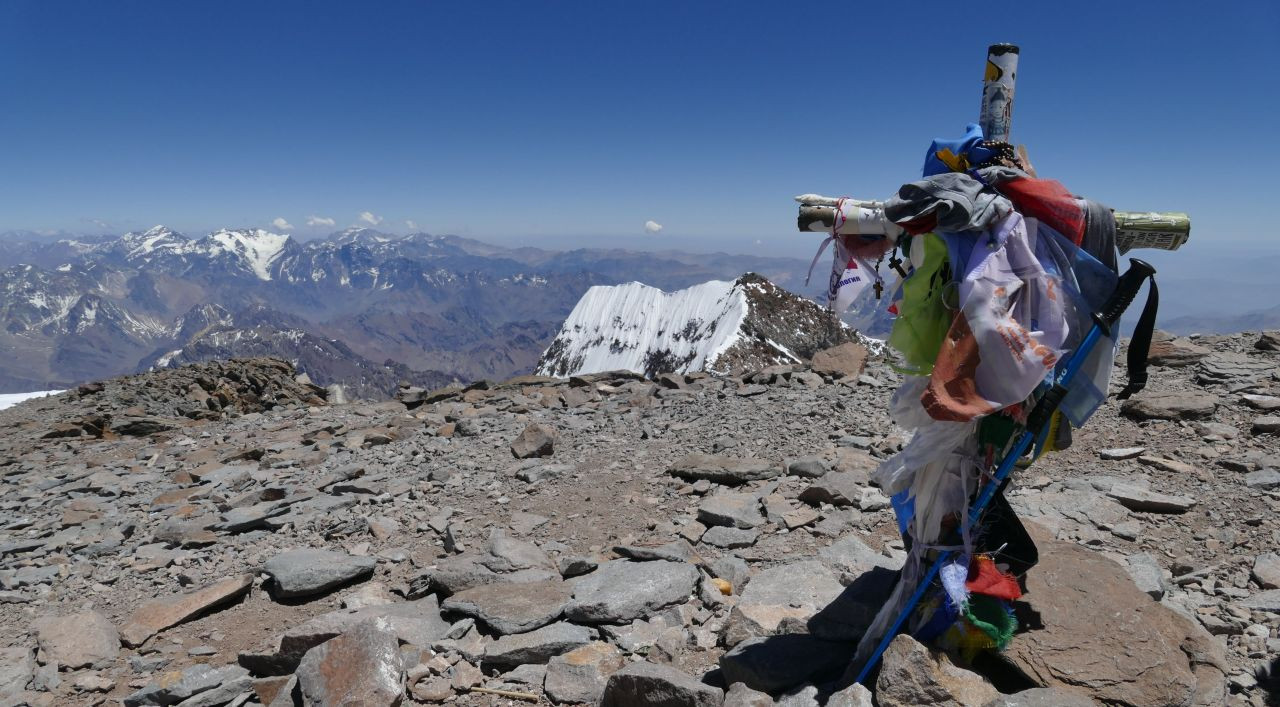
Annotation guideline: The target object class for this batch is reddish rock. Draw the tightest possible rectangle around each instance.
[120,574,253,647]
[296,619,404,706]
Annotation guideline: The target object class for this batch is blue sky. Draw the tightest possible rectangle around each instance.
[1,0,1277,264]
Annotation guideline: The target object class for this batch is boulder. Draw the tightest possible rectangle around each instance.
[1252,553,1280,590]
[511,423,558,458]
[544,641,626,704]
[697,494,764,529]
[601,661,724,707]
[263,548,376,599]
[875,634,999,707]
[1146,335,1210,367]
[811,342,869,379]
[123,664,250,707]
[1256,330,1280,351]
[1004,525,1227,707]
[296,618,403,707]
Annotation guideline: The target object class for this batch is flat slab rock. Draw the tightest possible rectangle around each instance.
[32,609,119,669]
[264,548,376,599]
[1004,524,1227,707]
[441,579,571,634]
[1120,390,1219,421]
[1105,483,1196,513]
[121,574,253,647]
[565,560,699,624]
[667,453,781,485]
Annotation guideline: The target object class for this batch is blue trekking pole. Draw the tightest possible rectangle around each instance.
[853,257,1158,685]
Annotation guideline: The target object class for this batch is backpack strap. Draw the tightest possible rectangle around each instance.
[1117,274,1159,399]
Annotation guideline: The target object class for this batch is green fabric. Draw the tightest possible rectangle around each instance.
[962,594,1017,648]
[978,414,1019,451]
[888,233,953,376]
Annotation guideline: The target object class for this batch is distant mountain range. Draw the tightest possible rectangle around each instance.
[0,226,822,395]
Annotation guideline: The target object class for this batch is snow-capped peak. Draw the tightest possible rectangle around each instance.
[537,279,748,378]
[119,225,191,260]
[204,228,292,280]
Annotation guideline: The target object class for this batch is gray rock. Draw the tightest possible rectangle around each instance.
[875,634,999,707]
[601,661,724,707]
[709,555,750,593]
[565,560,699,623]
[723,560,843,646]
[124,664,251,707]
[1125,553,1167,600]
[558,556,598,578]
[442,579,571,634]
[1193,421,1238,440]
[511,423,557,458]
[1120,390,1218,421]
[981,687,1100,706]
[263,548,376,599]
[819,534,897,578]
[718,635,856,694]
[1243,469,1280,490]
[32,609,119,669]
[614,540,697,563]
[667,454,781,485]
[483,529,554,572]
[776,683,821,707]
[798,473,863,507]
[1198,352,1275,384]
[786,456,829,478]
[173,675,254,707]
[700,526,759,549]
[1242,394,1280,411]
[297,618,403,707]
[1253,416,1280,434]
[544,641,626,705]
[827,682,874,707]
[697,494,763,529]
[722,681,772,707]
[484,621,595,668]
[239,597,450,676]
[1099,447,1145,460]
[1238,589,1280,612]
[0,646,33,697]
[1105,484,1195,513]
[1252,553,1280,589]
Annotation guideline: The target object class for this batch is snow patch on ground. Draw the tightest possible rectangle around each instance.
[0,390,63,411]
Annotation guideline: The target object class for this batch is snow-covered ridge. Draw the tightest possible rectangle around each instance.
[536,279,747,378]
[0,390,62,411]
[206,229,291,280]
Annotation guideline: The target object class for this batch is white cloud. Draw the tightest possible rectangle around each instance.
[306,215,336,227]
[644,220,663,234]
[271,217,294,231]
[91,219,111,230]
[359,211,383,226]
[405,220,418,230]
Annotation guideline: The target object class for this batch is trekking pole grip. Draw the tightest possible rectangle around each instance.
[1098,258,1156,332]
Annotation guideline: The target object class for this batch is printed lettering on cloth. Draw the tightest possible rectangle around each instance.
[923,212,1070,421]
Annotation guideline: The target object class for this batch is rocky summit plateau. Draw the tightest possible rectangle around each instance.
[0,331,1276,707]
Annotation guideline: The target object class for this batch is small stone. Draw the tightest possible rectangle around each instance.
[786,456,829,479]
[827,682,874,707]
[723,681,772,707]
[1120,390,1218,421]
[1252,416,1280,434]
[1243,469,1280,490]
[264,548,376,599]
[701,526,759,549]
[1099,447,1145,460]
[811,342,869,379]
[1126,553,1167,600]
[697,494,763,529]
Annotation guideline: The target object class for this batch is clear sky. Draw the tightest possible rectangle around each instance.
[1,0,1277,262]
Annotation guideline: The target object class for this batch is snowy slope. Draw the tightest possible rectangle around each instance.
[205,229,291,280]
[536,273,855,378]
[537,280,746,378]
[0,390,62,411]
